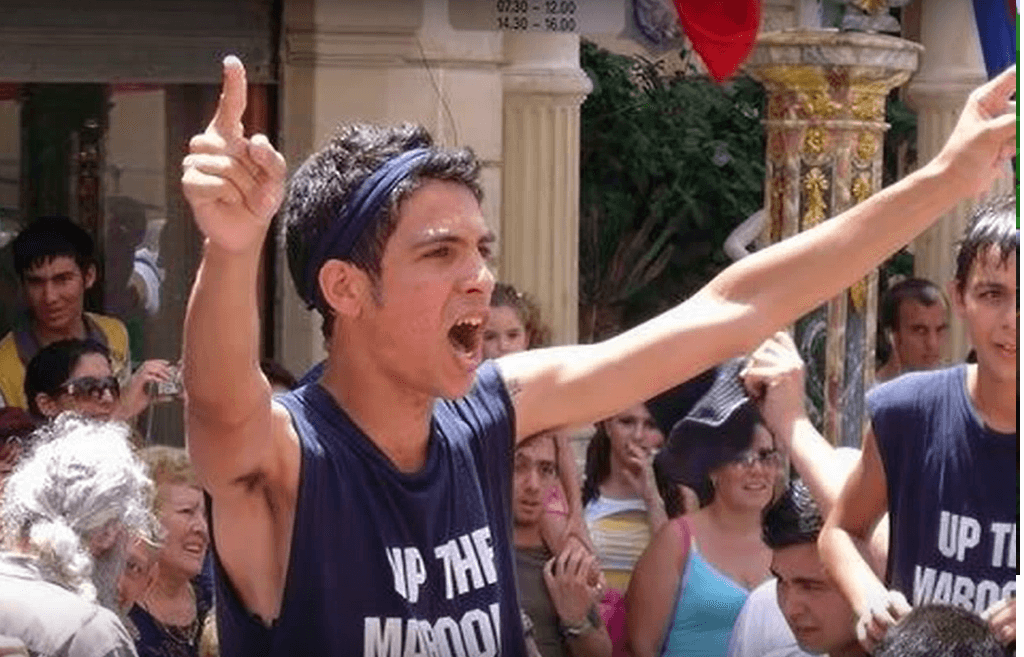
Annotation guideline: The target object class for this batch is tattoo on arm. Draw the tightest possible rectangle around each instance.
[506,377,523,399]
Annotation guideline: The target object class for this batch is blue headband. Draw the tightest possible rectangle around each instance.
[303,147,432,308]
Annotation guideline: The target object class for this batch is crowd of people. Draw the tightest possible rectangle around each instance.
[0,56,1015,657]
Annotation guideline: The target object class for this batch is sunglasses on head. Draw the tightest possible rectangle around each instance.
[57,376,120,401]
[729,448,782,469]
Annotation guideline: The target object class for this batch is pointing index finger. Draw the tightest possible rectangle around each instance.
[207,55,248,139]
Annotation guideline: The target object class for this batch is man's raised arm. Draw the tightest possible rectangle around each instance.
[181,56,287,491]
[503,67,1016,441]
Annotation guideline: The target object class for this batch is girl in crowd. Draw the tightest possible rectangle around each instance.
[582,402,682,594]
[485,282,583,544]
[131,446,212,657]
[482,282,551,359]
[627,359,783,657]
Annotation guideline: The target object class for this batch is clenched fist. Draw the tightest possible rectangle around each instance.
[182,56,287,254]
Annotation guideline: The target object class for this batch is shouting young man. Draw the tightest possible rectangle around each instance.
[181,56,1015,656]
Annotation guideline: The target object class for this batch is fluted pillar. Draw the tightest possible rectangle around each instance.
[746,31,921,447]
[907,0,1013,362]
[501,33,592,345]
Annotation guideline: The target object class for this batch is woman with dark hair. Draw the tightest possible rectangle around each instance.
[582,402,678,595]
[626,359,784,657]
[482,282,551,359]
[23,338,166,424]
[580,368,718,596]
[24,339,121,421]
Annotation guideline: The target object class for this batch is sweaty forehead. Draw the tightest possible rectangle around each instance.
[159,482,205,505]
[393,179,488,237]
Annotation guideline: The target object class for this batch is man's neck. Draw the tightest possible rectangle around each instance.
[513,523,544,549]
[321,351,434,474]
[33,314,87,347]
[875,357,900,383]
[966,363,1017,433]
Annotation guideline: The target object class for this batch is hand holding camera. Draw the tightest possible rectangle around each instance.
[113,360,182,422]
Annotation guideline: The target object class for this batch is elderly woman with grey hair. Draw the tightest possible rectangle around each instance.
[0,413,155,657]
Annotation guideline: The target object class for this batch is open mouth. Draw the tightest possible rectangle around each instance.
[448,317,484,358]
[182,541,206,557]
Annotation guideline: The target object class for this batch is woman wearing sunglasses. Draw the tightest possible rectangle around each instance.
[23,338,173,423]
[626,358,786,657]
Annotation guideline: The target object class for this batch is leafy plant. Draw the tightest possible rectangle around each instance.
[579,41,766,341]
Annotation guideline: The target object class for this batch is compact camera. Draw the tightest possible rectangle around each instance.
[153,363,183,399]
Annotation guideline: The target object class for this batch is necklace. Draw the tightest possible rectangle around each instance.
[139,583,201,651]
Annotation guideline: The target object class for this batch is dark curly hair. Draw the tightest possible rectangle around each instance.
[874,604,1003,657]
[283,123,483,339]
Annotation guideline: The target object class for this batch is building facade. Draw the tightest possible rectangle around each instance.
[0,0,989,444]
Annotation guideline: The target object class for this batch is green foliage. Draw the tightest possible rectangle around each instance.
[579,41,766,341]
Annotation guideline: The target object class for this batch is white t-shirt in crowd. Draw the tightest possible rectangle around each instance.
[726,579,822,657]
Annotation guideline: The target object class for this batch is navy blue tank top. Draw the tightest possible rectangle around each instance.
[210,361,527,656]
[869,366,1017,615]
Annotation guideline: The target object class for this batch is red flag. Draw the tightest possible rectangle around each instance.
[672,0,761,82]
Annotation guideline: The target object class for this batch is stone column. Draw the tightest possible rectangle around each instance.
[907,0,1012,361]
[501,33,592,345]
[746,31,921,447]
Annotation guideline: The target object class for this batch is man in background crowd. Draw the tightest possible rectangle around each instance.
[751,480,865,657]
[875,277,950,382]
[0,217,174,414]
[514,431,610,657]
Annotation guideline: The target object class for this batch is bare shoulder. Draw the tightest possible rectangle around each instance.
[646,514,687,559]
[494,343,601,438]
